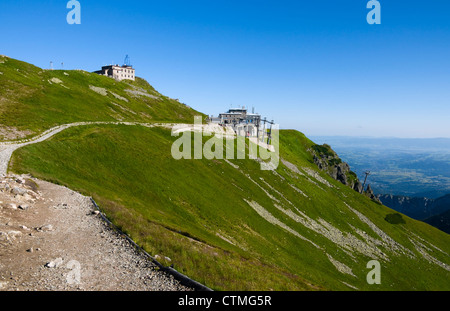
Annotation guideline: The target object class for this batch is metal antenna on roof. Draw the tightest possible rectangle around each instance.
[124,55,131,67]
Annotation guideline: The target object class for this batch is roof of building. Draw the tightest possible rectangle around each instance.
[219,112,242,115]
[228,108,247,112]
[102,64,134,69]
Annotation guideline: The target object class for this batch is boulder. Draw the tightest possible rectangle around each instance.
[11,187,27,196]
[45,258,63,268]
[0,232,8,241]
[364,184,382,204]
[36,224,54,232]
[2,183,11,192]
[7,231,22,241]
[18,204,30,211]
[335,163,350,185]
[0,281,7,290]
[353,180,363,193]
[5,203,17,210]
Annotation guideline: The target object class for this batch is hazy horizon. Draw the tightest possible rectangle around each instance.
[308,134,450,140]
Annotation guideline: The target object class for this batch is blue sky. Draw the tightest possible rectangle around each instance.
[1,0,450,138]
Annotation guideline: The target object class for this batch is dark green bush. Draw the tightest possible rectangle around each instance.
[385,213,406,224]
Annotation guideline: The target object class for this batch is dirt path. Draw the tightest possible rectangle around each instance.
[0,174,191,291]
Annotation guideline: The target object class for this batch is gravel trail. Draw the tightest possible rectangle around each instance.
[0,174,191,291]
[0,123,194,291]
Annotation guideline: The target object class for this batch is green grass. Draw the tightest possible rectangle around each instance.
[10,125,450,291]
[0,56,203,140]
[312,144,336,158]
[3,56,449,291]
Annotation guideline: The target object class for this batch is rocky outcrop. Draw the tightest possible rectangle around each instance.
[310,144,381,203]
[310,145,364,194]
[353,180,363,194]
[364,184,382,204]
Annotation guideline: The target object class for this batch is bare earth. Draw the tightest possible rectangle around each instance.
[0,174,190,291]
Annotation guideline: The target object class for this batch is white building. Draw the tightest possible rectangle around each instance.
[94,65,135,81]
[210,107,265,138]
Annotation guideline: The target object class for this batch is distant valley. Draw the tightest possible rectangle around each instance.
[311,136,450,233]
[310,136,450,199]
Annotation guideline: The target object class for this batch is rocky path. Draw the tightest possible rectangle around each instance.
[0,146,16,178]
[0,174,191,291]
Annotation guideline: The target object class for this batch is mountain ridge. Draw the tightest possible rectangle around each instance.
[0,55,203,142]
[379,194,450,219]
[424,208,450,234]
[379,193,450,234]
[1,56,450,291]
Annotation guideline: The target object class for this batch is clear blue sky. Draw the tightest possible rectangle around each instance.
[1,0,450,138]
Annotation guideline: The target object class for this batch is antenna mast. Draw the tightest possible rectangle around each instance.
[124,55,131,67]
[361,171,371,193]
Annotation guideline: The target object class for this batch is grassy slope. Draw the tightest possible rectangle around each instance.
[10,125,450,291]
[0,56,203,140]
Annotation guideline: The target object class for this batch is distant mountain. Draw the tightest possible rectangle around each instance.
[424,208,450,234]
[378,194,437,220]
[424,194,450,234]
[434,194,450,210]
[379,194,450,232]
